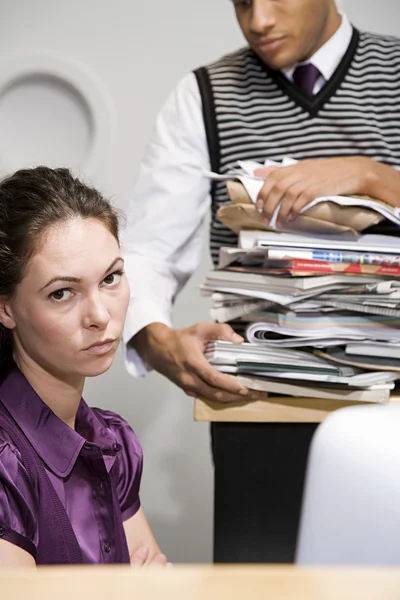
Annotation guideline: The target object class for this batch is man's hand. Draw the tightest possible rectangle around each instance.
[254,156,375,228]
[130,546,172,568]
[132,322,261,403]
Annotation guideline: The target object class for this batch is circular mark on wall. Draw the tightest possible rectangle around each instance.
[0,73,94,172]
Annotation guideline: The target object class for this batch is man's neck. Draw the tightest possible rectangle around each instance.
[282,13,353,85]
[304,8,343,63]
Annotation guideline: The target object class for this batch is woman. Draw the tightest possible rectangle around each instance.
[0,166,168,567]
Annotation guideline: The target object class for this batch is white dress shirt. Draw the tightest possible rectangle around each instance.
[122,14,353,377]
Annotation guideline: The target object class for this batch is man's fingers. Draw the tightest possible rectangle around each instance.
[130,546,149,566]
[181,368,265,402]
[261,185,286,224]
[255,177,276,216]
[259,171,302,224]
[254,166,280,178]
[186,357,249,396]
[275,184,305,225]
[181,365,248,397]
[195,322,244,345]
[290,186,321,219]
[257,173,290,223]
[171,322,266,401]
[196,383,268,404]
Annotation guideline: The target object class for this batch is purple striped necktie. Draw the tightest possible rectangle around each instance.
[292,63,322,95]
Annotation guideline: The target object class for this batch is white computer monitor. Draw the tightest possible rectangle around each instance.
[296,404,400,565]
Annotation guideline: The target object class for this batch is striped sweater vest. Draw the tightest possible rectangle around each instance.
[194,28,400,266]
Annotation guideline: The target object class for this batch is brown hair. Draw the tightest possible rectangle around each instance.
[0,166,120,373]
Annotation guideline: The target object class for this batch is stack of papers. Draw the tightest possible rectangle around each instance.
[206,342,396,403]
[201,229,400,403]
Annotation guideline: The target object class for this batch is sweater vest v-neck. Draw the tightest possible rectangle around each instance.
[194,28,400,265]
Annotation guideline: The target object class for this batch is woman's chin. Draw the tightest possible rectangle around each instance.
[81,354,116,378]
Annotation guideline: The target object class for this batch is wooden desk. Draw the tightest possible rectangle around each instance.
[194,394,400,423]
[1,565,400,600]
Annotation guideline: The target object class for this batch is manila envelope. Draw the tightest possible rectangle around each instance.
[217,202,361,237]
[225,181,383,232]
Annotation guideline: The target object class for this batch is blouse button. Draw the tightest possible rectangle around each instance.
[104,542,111,554]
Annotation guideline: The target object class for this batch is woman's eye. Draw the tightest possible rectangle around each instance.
[102,270,124,287]
[50,289,72,302]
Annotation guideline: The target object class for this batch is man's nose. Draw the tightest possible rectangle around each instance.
[250,0,276,35]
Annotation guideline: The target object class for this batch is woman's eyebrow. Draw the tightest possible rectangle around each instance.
[40,257,125,292]
[103,256,124,275]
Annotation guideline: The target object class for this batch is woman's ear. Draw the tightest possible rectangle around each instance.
[0,298,16,330]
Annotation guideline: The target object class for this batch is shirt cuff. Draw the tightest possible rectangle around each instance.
[0,525,37,560]
[123,298,172,379]
[121,497,141,522]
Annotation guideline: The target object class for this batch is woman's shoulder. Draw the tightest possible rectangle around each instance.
[0,425,23,464]
[91,408,142,457]
[0,425,39,553]
[92,407,135,433]
[0,424,35,504]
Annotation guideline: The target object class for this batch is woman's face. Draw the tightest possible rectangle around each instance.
[4,217,130,382]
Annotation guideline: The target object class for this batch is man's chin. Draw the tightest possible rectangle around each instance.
[252,47,295,72]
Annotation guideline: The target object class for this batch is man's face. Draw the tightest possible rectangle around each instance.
[233,0,340,70]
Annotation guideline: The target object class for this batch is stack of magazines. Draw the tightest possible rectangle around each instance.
[202,230,400,404]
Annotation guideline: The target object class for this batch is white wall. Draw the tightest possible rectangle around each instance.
[0,0,398,563]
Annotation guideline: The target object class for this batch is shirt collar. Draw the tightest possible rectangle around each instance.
[282,13,353,83]
[0,362,120,478]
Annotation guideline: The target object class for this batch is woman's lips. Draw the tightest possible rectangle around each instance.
[83,339,117,355]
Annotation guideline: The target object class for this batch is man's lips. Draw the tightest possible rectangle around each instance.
[256,36,286,52]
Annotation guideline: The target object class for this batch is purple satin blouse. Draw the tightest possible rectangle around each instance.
[0,363,142,563]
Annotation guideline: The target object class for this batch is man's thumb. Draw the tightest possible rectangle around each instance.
[216,324,244,344]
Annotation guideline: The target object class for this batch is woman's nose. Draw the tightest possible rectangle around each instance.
[83,295,110,329]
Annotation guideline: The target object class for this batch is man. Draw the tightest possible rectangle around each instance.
[122,0,400,563]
